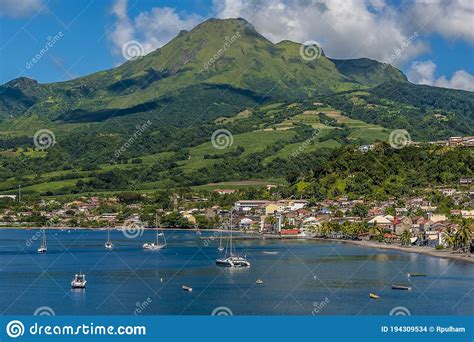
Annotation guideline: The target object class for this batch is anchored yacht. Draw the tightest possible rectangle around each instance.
[37,229,47,253]
[71,273,87,289]
[105,228,114,249]
[143,214,167,250]
[215,210,250,268]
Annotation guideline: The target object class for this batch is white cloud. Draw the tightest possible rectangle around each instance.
[409,0,474,44]
[0,0,44,18]
[407,60,437,85]
[213,0,429,65]
[108,0,134,57]
[435,70,474,92]
[108,0,202,60]
[408,60,474,91]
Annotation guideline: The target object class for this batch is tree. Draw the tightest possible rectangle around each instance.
[161,211,191,228]
[400,229,412,246]
[264,215,277,231]
[443,227,456,250]
[370,224,384,241]
[351,204,368,218]
[455,220,472,254]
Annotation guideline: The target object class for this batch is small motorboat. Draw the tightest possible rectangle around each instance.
[182,285,192,292]
[71,273,87,289]
[262,251,278,255]
[369,293,380,299]
[407,273,426,277]
[392,285,412,291]
[256,279,264,284]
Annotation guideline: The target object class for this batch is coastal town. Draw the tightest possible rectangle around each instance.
[1,178,473,258]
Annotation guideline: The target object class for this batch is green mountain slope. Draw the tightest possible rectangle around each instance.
[0,18,406,124]
[0,18,473,197]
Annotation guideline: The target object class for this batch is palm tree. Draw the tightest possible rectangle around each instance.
[455,220,472,254]
[354,222,369,235]
[369,224,384,241]
[400,229,412,246]
[443,226,456,250]
[320,222,332,237]
[264,215,277,231]
[341,222,352,238]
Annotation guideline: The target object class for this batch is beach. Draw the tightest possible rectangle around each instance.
[311,237,474,264]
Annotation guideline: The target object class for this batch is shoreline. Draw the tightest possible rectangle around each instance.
[310,237,474,264]
[0,226,234,233]
[2,226,472,264]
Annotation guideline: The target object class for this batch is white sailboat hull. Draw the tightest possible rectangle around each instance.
[143,243,166,250]
[71,280,87,288]
[216,256,251,267]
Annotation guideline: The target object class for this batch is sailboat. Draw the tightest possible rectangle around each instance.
[217,229,224,252]
[105,228,114,249]
[37,229,47,253]
[216,210,250,267]
[143,214,167,250]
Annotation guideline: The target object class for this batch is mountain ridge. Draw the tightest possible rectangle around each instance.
[0,18,408,123]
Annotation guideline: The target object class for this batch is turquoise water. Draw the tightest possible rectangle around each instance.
[0,229,472,315]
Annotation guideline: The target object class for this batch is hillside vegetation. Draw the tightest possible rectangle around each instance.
[0,18,473,197]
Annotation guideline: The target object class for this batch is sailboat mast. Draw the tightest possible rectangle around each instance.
[219,225,223,248]
[229,210,233,256]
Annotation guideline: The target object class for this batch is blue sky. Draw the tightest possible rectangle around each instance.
[1,0,473,91]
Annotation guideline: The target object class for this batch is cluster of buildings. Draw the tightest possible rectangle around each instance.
[0,185,472,249]
[212,194,474,246]
[359,136,474,152]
